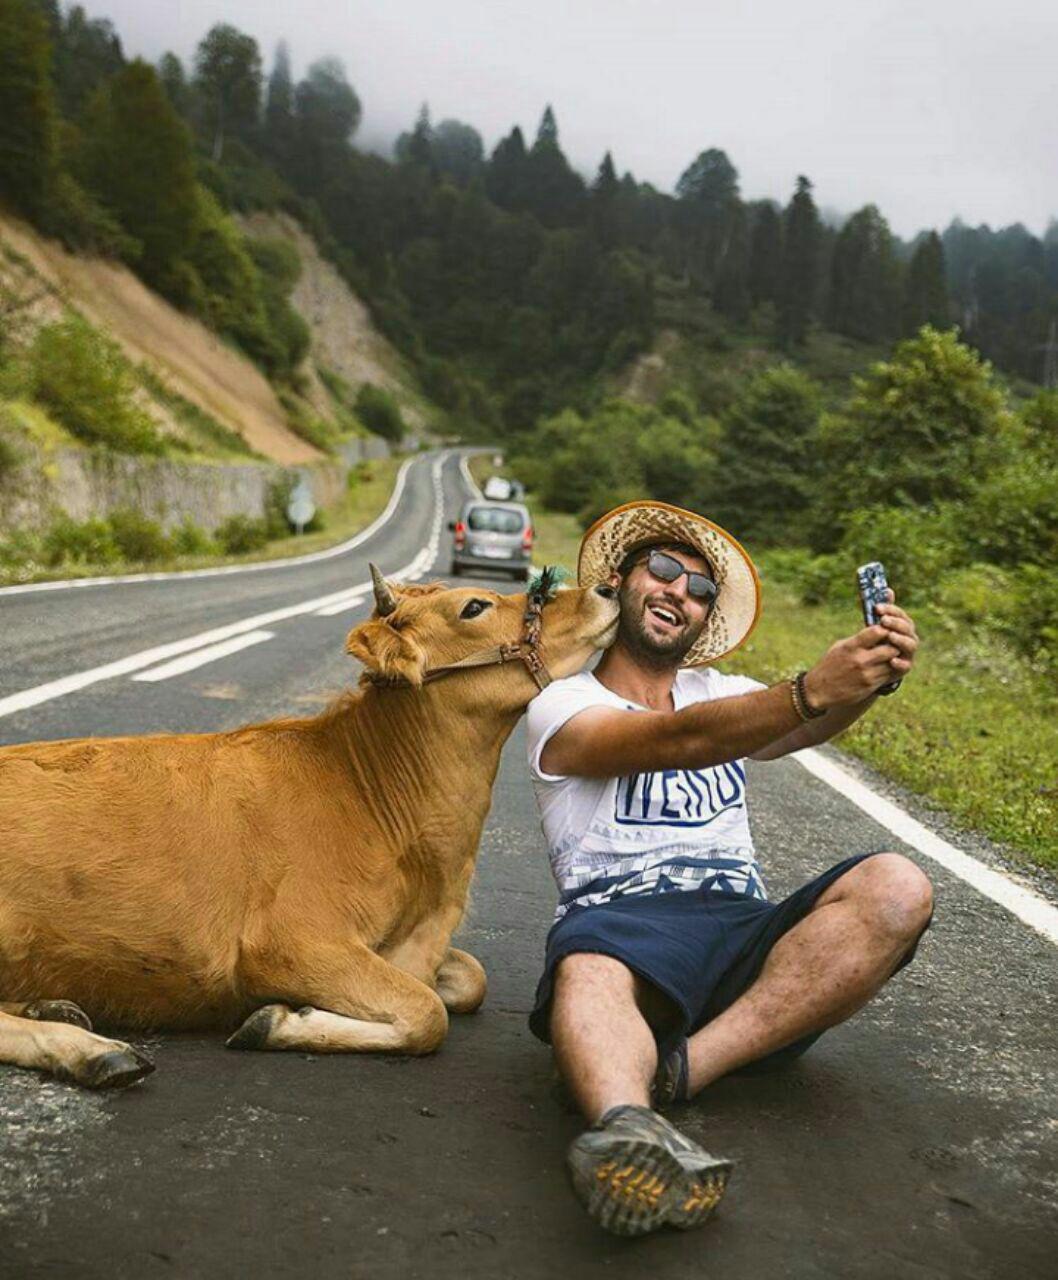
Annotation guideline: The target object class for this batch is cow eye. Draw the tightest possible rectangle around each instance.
[459,599,492,620]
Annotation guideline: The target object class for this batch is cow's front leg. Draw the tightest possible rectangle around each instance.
[0,1010,153,1090]
[435,948,486,1014]
[227,941,448,1055]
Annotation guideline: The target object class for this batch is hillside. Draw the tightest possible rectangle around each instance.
[239,212,428,434]
[0,208,427,464]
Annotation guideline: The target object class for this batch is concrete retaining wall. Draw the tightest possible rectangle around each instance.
[0,435,392,535]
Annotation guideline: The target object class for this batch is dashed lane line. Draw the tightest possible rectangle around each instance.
[131,631,275,683]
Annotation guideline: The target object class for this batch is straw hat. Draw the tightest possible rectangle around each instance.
[578,501,761,665]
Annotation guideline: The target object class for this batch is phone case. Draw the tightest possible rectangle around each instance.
[856,562,901,695]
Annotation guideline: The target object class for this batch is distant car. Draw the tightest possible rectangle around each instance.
[482,475,513,500]
[448,500,533,580]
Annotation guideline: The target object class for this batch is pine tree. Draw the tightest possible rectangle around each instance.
[828,204,902,342]
[714,364,823,542]
[902,231,949,334]
[51,4,124,117]
[265,40,292,132]
[590,152,620,247]
[0,0,58,220]
[674,148,740,292]
[535,104,558,148]
[79,60,199,285]
[485,126,528,210]
[748,201,782,306]
[395,103,434,168]
[777,175,820,347]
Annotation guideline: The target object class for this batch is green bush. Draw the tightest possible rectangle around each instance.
[106,508,173,562]
[834,503,961,604]
[171,518,217,556]
[47,169,141,261]
[355,384,406,442]
[41,515,119,567]
[957,459,1058,569]
[935,563,1013,624]
[1008,564,1058,671]
[810,328,1011,551]
[29,317,165,454]
[0,527,43,578]
[216,513,270,554]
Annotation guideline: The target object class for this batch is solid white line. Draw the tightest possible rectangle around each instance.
[459,450,485,500]
[0,454,422,598]
[132,631,274,682]
[795,747,1058,946]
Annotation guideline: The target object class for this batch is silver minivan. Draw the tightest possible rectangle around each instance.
[448,500,533,580]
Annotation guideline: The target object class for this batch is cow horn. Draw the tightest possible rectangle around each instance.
[370,563,398,616]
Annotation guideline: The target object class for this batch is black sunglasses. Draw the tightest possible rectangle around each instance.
[633,549,718,603]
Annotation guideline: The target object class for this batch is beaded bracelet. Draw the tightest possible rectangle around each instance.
[790,670,826,721]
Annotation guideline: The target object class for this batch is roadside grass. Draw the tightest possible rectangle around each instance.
[0,456,405,586]
[485,476,1058,873]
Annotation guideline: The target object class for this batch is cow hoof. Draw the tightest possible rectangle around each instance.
[26,1000,93,1031]
[226,1005,282,1051]
[80,1046,155,1091]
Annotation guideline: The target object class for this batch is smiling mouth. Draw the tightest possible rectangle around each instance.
[646,602,684,631]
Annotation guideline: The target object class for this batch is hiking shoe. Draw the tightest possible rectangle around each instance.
[566,1104,733,1236]
[653,1036,690,1107]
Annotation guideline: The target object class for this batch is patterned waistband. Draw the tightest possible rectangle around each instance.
[554,853,766,920]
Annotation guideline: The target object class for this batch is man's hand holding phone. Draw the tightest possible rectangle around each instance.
[802,591,920,712]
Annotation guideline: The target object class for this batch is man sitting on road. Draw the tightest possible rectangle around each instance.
[525,501,932,1237]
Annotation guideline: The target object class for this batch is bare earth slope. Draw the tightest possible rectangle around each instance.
[0,212,319,464]
[241,211,427,430]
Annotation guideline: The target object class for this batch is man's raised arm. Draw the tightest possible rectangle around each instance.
[541,620,906,779]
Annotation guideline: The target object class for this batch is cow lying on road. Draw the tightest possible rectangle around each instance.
[0,567,619,1088]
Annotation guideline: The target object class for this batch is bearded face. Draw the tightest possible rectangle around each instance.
[614,547,713,669]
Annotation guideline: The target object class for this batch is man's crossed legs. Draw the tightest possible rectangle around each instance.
[550,853,933,1234]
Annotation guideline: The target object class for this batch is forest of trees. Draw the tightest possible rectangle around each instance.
[2,0,1057,443]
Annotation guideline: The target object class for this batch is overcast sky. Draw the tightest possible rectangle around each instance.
[79,0,1058,239]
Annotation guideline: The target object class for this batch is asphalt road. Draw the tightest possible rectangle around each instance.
[0,448,1055,1279]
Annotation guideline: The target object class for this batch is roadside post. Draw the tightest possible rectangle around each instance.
[286,476,317,535]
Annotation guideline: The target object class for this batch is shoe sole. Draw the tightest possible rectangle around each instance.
[567,1132,733,1237]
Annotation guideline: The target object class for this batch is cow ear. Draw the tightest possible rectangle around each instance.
[346,620,427,686]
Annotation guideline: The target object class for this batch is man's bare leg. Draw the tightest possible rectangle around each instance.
[684,853,933,1095]
[552,954,734,1236]
[549,953,661,1122]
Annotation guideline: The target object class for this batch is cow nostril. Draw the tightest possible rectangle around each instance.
[594,585,617,600]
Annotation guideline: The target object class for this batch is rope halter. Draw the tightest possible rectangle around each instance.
[366,564,563,692]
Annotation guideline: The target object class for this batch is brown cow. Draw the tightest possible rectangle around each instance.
[0,568,619,1088]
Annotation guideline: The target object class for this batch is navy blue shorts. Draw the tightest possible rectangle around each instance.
[529,852,925,1071]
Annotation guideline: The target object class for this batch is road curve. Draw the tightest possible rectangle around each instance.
[0,447,1054,1279]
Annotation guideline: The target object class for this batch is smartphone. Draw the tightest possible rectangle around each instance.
[856,562,901,696]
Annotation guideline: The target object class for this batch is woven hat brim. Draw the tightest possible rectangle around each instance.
[577,501,761,665]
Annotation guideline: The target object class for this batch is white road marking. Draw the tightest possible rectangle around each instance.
[459,450,485,500]
[0,454,419,598]
[314,594,367,617]
[132,631,275,682]
[1,454,452,715]
[796,748,1058,946]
